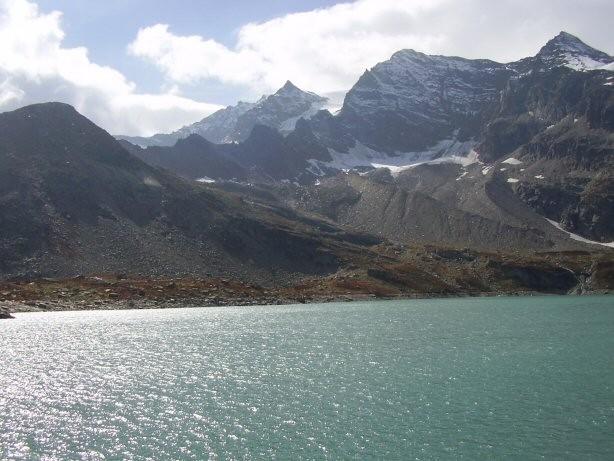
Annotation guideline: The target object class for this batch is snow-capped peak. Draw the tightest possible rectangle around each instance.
[270,80,327,104]
[544,32,598,55]
[116,82,329,146]
[537,31,613,72]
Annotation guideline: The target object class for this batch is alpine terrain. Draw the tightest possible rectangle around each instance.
[1,32,613,312]
[121,32,614,252]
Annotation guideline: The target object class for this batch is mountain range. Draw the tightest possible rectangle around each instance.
[119,32,614,248]
[0,31,612,297]
[117,81,330,147]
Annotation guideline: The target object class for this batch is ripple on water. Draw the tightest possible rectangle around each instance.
[1,297,614,459]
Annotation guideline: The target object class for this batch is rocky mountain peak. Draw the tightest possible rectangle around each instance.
[244,124,283,144]
[0,101,133,166]
[536,31,613,71]
[269,80,326,104]
[118,81,328,147]
[541,31,597,54]
[17,101,78,116]
[277,80,300,93]
[389,49,422,60]
[9,102,85,132]
[175,133,216,149]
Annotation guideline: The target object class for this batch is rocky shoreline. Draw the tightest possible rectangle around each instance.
[1,274,610,316]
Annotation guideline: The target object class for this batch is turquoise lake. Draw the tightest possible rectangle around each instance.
[1,296,613,459]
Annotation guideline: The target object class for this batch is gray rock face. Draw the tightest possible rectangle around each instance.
[300,31,614,245]
[314,31,613,158]
[283,163,590,252]
[174,101,256,144]
[338,51,511,152]
[473,33,614,242]
[230,81,328,142]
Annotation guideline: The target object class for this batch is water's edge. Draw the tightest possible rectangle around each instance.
[3,290,611,316]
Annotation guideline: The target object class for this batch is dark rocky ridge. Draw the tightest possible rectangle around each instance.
[474,33,614,241]
[0,103,384,283]
[127,120,332,184]
[120,135,248,181]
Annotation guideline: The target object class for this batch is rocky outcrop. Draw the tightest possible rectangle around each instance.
[485,260,578,293]
[126,134,248,181]
[127,119,334,184]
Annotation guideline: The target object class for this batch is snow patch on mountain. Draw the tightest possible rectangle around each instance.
[307,138,477,176]
[278,100,328,133]
[546,219,614,248]
[537,31,614,73]
[564,54,614,72]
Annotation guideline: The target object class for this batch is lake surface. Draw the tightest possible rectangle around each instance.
[1,296,613,459]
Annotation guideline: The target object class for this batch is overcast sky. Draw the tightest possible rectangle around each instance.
[1,0,612,136]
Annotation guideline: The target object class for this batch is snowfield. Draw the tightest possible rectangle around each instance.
[308,139,478,177]
[546,219,614,248]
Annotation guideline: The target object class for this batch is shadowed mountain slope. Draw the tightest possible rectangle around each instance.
[0,103,381,282]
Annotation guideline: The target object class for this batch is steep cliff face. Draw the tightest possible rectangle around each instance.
[310,32,614,244]
[338,50,511,152]
[474,33,614,241]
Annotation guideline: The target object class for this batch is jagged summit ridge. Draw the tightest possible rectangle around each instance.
[536,31,613,71]
[539,31,607,57]
[118,81,328,147]
[232,80,328,139]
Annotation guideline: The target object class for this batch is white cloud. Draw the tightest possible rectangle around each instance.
[1,0,612,136]
[0,0,222,135]
[129,0,614,97]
